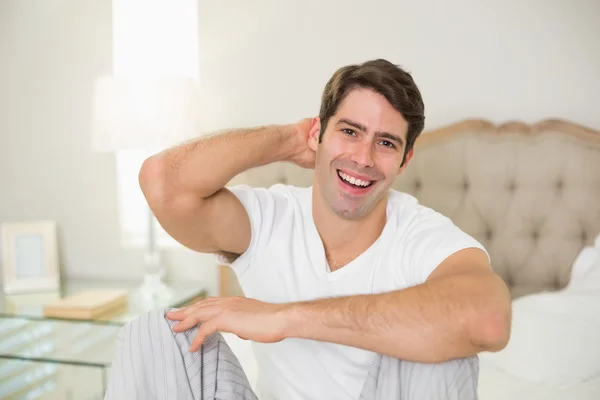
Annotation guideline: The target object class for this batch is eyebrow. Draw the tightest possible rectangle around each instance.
[336,118,404,147]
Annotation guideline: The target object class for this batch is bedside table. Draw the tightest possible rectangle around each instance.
[0,278,208,324]
[0,316,119,399]
[0,279,207,399]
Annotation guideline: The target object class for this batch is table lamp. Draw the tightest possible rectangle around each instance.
[91,76,201,305]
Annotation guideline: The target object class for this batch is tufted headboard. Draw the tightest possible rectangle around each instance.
[223,119,600,299]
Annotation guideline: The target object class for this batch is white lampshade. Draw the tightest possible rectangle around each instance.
[91,76,201,152]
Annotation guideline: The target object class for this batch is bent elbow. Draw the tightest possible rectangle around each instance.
[139,154,170,207]
[477,310,511,352]
[471,281,512,352]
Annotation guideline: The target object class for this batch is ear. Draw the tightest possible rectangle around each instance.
[307,117,321,152]
[397,147,414,176]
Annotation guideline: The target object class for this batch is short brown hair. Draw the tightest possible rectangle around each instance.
[318,59,425,166]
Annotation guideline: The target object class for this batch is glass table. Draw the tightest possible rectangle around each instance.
[0,317,119,399]
[0,278,208,325]
[0,279,208,399]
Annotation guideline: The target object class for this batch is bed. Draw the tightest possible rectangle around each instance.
[221,118,600,398]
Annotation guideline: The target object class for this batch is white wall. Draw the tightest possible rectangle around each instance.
[196,0,600,132]
[1,0,598,294]
[0,0,219,293]
[0,1,126,278]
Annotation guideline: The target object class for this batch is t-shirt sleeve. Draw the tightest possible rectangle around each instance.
[400,207,491,286]
[213,184,282,276]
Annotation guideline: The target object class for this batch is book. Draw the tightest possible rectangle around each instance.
[43,289,129,320]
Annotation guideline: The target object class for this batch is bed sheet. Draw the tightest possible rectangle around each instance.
[478,257,600,399]
[478,359,600,400]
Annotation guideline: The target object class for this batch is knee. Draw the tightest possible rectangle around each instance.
[430,356,479,384]
[116,308,173,344]
[455,355,479,372]
[121,307,223,348]
[127,307,172,326]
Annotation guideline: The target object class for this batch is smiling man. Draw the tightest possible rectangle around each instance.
[105,59,512,400]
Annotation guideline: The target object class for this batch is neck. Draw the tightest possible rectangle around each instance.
[312,189,388,259]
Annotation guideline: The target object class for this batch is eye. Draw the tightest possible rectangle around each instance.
[379,140,396,149]
[342,128,356,136]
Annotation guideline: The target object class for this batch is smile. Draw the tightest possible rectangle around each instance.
[337,170,374,188]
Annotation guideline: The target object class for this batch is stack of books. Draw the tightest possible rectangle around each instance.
[43,289,128,320]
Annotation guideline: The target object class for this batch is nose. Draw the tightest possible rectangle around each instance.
[350,141,375,168]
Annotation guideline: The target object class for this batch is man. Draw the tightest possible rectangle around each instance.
[105,59,511,399]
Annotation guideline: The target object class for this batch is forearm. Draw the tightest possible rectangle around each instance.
[282,272,510,363]
[141,124,297,200]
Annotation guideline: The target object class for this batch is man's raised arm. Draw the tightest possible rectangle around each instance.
[138,119,314,255]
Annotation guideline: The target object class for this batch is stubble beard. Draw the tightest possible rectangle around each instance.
[327,181,384,221]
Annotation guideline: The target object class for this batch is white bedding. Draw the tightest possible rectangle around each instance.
[477,246,600,399]
[478,359,600,400]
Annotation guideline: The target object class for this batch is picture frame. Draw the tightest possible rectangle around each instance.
[1,220,60,294]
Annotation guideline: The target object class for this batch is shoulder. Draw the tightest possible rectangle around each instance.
[227,183,310,215]
[385,189,489,284]
[386,189,461,234]
[216,184,311,271]
[385,190,450,237]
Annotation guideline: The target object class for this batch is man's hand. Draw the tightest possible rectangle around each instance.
[287,118,316,169]
[166,297,289,352]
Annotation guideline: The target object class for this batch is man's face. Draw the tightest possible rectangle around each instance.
[308,88,413,220]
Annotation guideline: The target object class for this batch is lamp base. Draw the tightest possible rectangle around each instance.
[132,274,174,308]
[131,252,174,309]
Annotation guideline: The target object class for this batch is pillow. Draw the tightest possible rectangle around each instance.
[479,258,600,385]
[568,232,600,288]
[568,247,597,287]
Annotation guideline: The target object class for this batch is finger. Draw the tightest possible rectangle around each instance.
[195,296,221,304]
[192,296,222,306]
[190,297,225,311]
[166,305,201,320]
[189,319,219,352]
[172,314,202,333]
[166,297,219,320]
[168,297,222,318]
[172,305,222,332]
[166,308,188,320]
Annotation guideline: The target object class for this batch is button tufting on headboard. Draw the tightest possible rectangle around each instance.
[505,272,513,288]
[580,229,588,244]
[485,229,493,241]
[389,118,600,298]
[507,180,517,192]
[554,276,563,290]
[280,173,288,185]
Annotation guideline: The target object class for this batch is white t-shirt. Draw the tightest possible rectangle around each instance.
[217,184,488,400]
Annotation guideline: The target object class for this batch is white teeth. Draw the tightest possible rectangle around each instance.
[338,171,372,187]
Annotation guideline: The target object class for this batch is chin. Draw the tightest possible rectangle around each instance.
[332,188,391,221]
[329,200,372,221]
